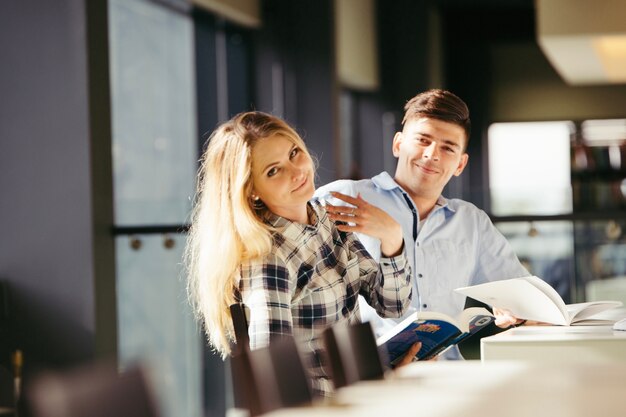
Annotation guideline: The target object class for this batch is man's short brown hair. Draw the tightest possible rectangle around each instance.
[403,89,471,150]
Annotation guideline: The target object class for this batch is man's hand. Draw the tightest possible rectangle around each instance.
[493,307,552,329]
[325,192,403,257]
[492,308,547,328]
[492,307,523,328]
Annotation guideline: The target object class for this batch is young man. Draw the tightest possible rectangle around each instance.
[316,89,530,359]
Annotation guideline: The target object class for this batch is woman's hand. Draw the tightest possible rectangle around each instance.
[394,342,422,367]
[325,192,403,257]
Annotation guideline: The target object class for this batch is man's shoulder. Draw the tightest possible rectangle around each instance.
[314,177,376,198]
[444,198,498,235]
[446,197,489,218]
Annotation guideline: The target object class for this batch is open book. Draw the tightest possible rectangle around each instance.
[455,276,623,326]
[376,307,494,364]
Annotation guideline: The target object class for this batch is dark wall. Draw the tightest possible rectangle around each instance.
[0,0,115,375]
[442,2,536,207]
[253,0,338,186]
[339,0,438,182]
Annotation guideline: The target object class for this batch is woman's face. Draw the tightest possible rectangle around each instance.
[250,135,314,222]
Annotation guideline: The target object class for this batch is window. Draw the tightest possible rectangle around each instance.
[488,121,573,216]
[109,1,201,416]
[109,0,197,227]
[488,120,626,303]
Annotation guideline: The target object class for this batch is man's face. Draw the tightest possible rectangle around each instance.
[393,117,469,200]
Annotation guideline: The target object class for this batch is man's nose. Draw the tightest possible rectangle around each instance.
[423,143,440,161]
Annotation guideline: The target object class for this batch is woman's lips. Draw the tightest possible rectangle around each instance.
[292,176,309,192]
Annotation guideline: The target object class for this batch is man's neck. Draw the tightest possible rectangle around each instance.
[410,193,439,220]
[393,176,440,220]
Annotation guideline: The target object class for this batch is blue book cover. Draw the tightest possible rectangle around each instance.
[376,308,494,364]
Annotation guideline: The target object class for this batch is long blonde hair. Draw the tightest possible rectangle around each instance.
[185,111,313,357]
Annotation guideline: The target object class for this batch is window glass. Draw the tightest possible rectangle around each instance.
[116,234,202,417]
[109,1,202,417]
[495,221,574,302]
[109,0,197,226]
[488,122,573,216]
[573,219,626,304]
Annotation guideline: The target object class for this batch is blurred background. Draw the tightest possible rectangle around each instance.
[2,0,626,416]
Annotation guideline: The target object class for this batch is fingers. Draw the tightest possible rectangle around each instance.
[330,191,366,207]
[395,342,422,367]
[325,203,359,219]
[493,307,521,328]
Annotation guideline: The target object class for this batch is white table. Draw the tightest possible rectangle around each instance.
[262,361,626,417]
[481,325,626,363]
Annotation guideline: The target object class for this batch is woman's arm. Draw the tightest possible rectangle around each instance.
[239,254,294,349]
[344,232,412,319]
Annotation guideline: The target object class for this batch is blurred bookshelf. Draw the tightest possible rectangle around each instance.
[488,120,626,304]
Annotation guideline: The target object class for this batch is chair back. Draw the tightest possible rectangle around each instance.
[229,304,263,416]
[229,304,312,416]
[28,364,160,417]
[322,321,385,388]
[247,336,312,413]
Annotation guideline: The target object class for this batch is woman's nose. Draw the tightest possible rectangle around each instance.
[291,165,304,181]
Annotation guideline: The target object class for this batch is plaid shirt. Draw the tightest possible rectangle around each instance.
[238,200,412,396]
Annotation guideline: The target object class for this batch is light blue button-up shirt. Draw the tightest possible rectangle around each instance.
[314,171,530,359]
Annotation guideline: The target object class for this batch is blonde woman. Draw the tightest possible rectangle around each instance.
[185,111,413,396]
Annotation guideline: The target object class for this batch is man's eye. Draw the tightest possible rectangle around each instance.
[267,167,278,177]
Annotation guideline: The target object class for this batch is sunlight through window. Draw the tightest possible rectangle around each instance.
[488,121,574,216]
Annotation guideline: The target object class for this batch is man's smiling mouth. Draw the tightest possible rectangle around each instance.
[416,163,439,174]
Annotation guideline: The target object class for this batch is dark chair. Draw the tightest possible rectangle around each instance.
[28,363,160,417]
[229,304,313,416]
[0,365,13,413]
[247,336,313,412]
[229,303,263,415]
[322,321,386,389]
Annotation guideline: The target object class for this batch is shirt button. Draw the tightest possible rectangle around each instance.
[418,273,423,278]
[422,304,428,309]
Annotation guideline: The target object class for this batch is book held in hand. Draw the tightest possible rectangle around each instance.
[376,307,494,365]
[455,275,623,326]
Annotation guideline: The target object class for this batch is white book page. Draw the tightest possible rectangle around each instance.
[523,276,569,320]
[455,278,568,325]
[376,311,421,345]
[567,301,624,323]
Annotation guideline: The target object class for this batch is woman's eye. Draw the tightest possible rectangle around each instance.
[290,148,299,158]
[267,167,278,177]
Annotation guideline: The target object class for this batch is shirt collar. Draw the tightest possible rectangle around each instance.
[371,171,400,191]
[265,201,322,239]
[372,171,456,215]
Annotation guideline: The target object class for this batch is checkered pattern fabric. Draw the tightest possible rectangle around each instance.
[238,200,412,396]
